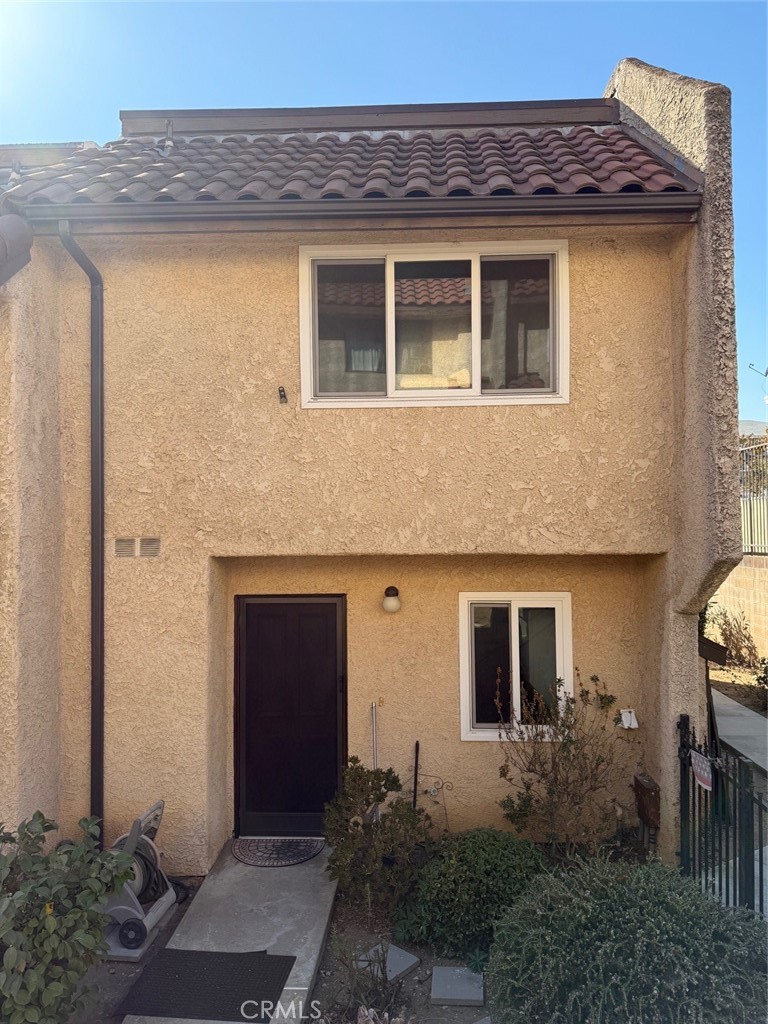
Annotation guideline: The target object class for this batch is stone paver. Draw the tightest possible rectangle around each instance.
[711,689,768,773]
[124,843,336,1024]
[358,943,420,982]
[431,965,485,1006]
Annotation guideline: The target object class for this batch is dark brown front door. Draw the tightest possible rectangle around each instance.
[235,595,346,836]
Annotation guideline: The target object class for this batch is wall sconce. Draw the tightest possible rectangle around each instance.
[619,709,639,730]
[382,586,401,613]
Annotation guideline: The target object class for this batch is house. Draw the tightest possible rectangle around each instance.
[0,59,740,875]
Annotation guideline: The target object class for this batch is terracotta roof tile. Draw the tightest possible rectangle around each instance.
[319,277,548,307]
[1,123,698,210]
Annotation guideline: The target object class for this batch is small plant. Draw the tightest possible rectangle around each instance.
[713,607,759,669]
[486,858,768,1024]
[465,948,489,974]
[496,671,637,854]
[0,812,132,1024]
[324,758,433,910]
[394,828,545,957]
[756,657,768,691]
[322,930,405,1021]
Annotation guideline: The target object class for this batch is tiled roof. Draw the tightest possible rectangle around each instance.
[320,277,547,307]
[1,123,697,210]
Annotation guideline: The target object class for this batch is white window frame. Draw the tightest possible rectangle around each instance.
[299,241,569,408]
[458,591,574,741]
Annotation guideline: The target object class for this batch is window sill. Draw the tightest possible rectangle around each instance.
[461,724,557,742]
[302,392,569,410]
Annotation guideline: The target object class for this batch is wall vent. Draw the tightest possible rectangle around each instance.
[115,538,136,558]
[139,537,161,558]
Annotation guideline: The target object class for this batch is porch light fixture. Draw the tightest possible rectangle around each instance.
[382,586,401,613]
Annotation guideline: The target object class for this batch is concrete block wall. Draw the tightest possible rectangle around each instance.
[713,555,768,658]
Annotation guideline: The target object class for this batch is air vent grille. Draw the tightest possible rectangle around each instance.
[115,538,136,558]
[139,537,161,558]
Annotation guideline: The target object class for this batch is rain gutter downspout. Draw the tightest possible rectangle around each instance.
[58,221,105,847]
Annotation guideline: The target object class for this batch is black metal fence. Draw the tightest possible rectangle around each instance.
[678,714,766,915]
[740,441,768,555]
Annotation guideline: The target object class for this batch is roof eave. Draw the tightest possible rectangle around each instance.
[14,192,702,225]
[119,98,620,136]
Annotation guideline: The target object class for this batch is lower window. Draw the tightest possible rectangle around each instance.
[458,592,573,740]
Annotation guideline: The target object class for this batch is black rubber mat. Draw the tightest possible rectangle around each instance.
[232,837,325,867]
[119,948,296,1022]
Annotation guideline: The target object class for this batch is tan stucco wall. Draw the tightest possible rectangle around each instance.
[606,60,740,854]
[119,553,654,873]
[224,555,653,833]
[0,247,63,828]
[28,222,679,871]
[85,224,676,557]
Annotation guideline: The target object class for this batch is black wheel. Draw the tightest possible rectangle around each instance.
[172,879,190,904]
[118,917,147,950]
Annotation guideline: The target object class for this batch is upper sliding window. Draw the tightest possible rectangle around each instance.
[300,243,569,408]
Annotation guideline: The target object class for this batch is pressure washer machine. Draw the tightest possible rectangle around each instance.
[104,800,180,962]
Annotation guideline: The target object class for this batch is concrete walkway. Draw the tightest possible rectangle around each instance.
[711,689,768,774]
[124,844,337,1024]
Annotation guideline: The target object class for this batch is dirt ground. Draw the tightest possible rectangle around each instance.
[313,897,490,1024]
[710,665,767,717]
[79,876,203,1024]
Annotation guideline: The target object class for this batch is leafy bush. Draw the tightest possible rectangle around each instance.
[486,858,768,1024]
[394,828,545,957]
[756,657,768,691]
[0,812,132,1024]
[497,672,638,853]
[713,607,759,669]
[324,758,433,910]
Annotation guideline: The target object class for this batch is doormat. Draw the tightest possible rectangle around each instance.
[119,948,296,1022]
[232,836,325,867]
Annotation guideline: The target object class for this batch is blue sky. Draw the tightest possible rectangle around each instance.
[1,1,765,421]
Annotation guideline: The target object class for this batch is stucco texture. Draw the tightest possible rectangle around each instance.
[0,63,740,872]
[0,247,63,830]
[105,552,654,873]
[50,222,682,873]
[606,59,740,854]
[225,555,649,826]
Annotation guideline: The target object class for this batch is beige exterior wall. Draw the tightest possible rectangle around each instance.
[0,61,740,873]
[109,552,655,873]
[4,224,680,871]
[0,245,63,829]
[606,60,741,853]
[226,556,649,846]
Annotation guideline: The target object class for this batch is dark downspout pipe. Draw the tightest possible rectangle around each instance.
[58,221,105,847]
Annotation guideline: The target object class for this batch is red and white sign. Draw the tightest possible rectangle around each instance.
[690,750,713,791]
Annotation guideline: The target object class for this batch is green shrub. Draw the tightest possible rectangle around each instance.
[0,812,132,1024]
[394,828,545,957]
[487,857,768,1024]
[324,757,433,909]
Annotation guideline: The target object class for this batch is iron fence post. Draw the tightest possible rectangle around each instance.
[678,714,691,875]
[737,757,755,911]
